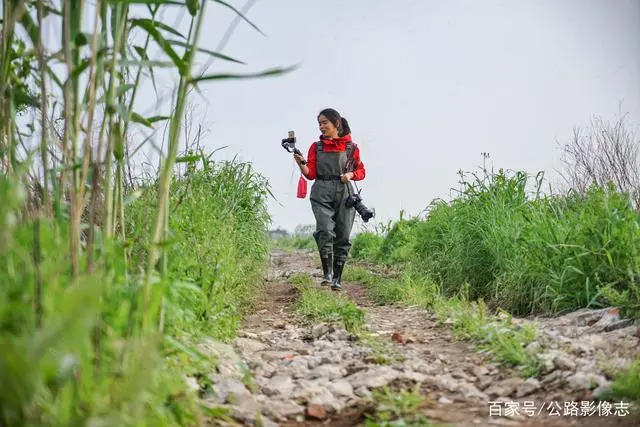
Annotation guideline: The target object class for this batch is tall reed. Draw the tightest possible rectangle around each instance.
[0,1,293,425]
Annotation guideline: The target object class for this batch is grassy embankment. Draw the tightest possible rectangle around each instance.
[0,1,291,425]
[347,167,640,402]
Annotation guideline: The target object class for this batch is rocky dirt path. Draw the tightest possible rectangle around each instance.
[196,249,639,426]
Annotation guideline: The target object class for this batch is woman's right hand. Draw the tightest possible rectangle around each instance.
[294,153,305,165]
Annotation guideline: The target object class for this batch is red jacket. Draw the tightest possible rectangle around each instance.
[302,134,366,181]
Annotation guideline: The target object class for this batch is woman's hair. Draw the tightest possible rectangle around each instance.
[318,108,351,137]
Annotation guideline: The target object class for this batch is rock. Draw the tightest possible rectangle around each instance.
[312,323,331,339]
[212,378,251,403]
[306,403,328,420]
[261,350,295,362]
[262,400,305,421]
[273,320,286,329]
[525,341,542,353]
[565,372,606,391]
[290,380,331,402]
[309,364,346,381]
[234,337,268,354]
[233,400,263,423]
[565,307,615,326]
[237,330,260,340]
[199,339,248,380]
[328,380,355,398]
[347,366,400,389]
[589,308,621,331]
[255,362,277,379]
[553,352,576,371]
[515,378,540,398]
[259,417,279,427]
[470,366,490,378]
[540,370,563,385]
[320,353,337,365]
[399,370,428,383]
[570,342,591,356]
[425,374,459,392]
[477,376,493,391]
[458,383,488,401]
[355,385,372,397]
[603,319,635,332]
[485,378,523,398]
[451,368,475,382]
[287,358,310,379]
[309,388,344,413]
[438,396,454,404]
[262,375,295,398]
[328,328,350,341]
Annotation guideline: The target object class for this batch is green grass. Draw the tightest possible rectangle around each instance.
[349,164,640,400]
[363,386,440,426]
[127,160,272,342]
[0,0,292,423]
[0,156,274,426]
[293,282,366,334]
[289,272,314,286]
[609,360,640,402]
[352,168,640,319]
[271,234,316,251]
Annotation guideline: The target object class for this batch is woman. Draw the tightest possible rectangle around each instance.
[294,108,366,290]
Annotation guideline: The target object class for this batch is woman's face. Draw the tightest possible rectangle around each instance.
[318,115,338,138]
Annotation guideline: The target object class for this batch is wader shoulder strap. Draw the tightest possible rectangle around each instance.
[346,142,359,171]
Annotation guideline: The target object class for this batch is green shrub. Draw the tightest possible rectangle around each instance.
[363,167,640,318]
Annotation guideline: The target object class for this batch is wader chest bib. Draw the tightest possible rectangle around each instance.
[310,141,356,264]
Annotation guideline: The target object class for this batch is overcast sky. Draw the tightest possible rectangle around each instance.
[41,0,640,233]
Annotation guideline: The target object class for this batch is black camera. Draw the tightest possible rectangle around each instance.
[281,130,306,165]
[345,191,375,223]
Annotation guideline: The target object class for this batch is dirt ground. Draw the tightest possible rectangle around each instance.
[204,248,639,427]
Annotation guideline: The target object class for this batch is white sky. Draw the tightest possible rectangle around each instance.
[34,0,640,234]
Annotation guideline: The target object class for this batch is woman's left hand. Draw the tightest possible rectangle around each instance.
[340,172,354,183]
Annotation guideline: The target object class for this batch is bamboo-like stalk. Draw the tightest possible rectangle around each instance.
[33,217,42,328]
[36,0,50,219]
[144,1,208,330]
[102,3,129,240]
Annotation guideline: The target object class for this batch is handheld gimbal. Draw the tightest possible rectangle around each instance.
[281,130,306,165]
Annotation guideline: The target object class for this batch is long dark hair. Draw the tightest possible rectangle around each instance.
[318,108,351,137]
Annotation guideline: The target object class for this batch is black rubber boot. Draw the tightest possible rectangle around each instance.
[331,260,345,291]
[320,254,333,286]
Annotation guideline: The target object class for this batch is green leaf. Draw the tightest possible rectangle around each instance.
[111,0,185,5]
[131,18,186,39]
[148,115,170,123]
[7,86,40,109]
[176,154,203,163]
[168,40,245,64]
[186,0,200,16]
[212,0,265,36]
[133,45,159,96]
[130,19,186,74]
[131,112,153,128]
[164,335,208,361]
[117,59,175,68]
[188,65,298,84]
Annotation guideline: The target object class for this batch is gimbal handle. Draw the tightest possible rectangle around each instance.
[283,130,307,165]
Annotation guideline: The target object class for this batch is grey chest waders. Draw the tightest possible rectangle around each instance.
[310,141,357,290]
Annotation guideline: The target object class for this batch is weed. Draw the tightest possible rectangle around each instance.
[364,386,437,426]
[294,284,366,334]
[289,272,313,286]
